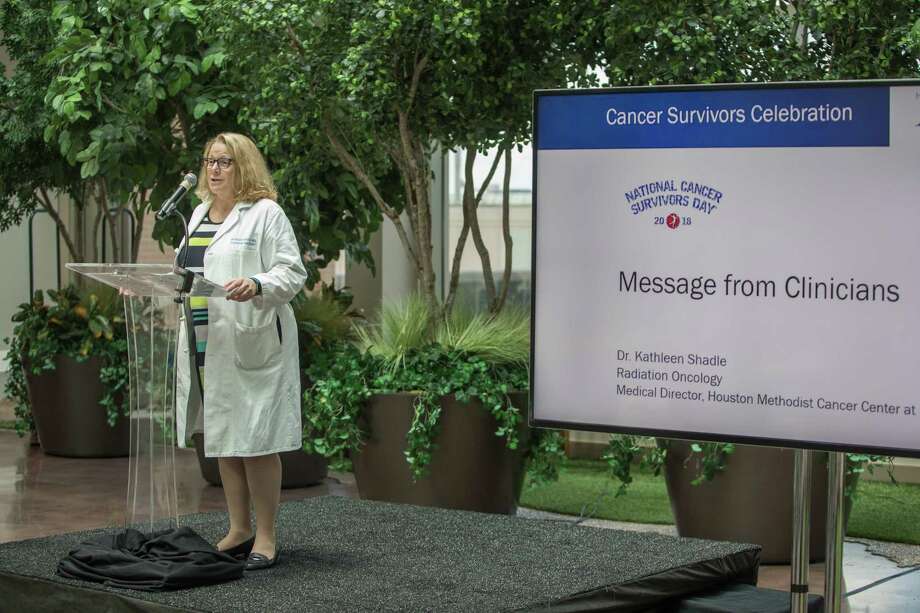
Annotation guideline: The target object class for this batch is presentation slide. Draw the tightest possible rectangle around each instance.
[531,82,920,455]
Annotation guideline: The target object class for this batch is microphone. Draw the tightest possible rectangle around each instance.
[155,173,197,220]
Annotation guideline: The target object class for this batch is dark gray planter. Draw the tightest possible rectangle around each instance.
[352,392,529,514]
[192,433,328,489]
[23,355,129,458]
[664,441,855,564]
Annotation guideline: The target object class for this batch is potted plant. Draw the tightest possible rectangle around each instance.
[603,435,892,563]
[303,296,565,513]
[3,286,129,457]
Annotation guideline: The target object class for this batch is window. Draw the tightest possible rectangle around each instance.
[445,146,533,312]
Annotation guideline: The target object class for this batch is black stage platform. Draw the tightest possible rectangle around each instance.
[0,496,760,612]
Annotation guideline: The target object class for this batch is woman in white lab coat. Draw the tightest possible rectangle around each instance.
[175,132,307,570]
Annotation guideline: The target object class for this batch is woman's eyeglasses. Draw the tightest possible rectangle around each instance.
[203,157,233,170]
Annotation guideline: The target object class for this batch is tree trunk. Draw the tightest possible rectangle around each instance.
[495,147,514,314]
[131,190,147,264]
[444,145,505,320]
[37,187,82,264]
[463,148,497,310]
[91,205,104,263]
[96,179,122,263]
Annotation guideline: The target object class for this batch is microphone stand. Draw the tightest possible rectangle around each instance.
[169,208,195,303]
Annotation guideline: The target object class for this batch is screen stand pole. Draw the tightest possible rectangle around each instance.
[790,448,812,613]
[823,451,846,612]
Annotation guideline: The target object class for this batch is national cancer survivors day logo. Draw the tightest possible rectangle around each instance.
[624,179,725,229]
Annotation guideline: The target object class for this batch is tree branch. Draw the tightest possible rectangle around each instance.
[445,143,506,318]
[444,221,469,319]
[396,109,436,312]
[323,119,419,268]
[397,109,423,223]
[395,54,431,263]
[173,101,192,149]
[92,203,104,262]
[37,187,82,262]
[101,93,129,114]
[131,189,147,263]
[97,179,121,263]
[462,147,496,308]
[385,141,420,246]
[285,24,305,54]
[476,145,505,205]
[406,54,429,113]
[495,146,514,314]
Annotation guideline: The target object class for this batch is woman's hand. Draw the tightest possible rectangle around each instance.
[224,278,258,302]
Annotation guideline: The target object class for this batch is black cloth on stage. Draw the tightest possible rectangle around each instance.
[57,526,243,592]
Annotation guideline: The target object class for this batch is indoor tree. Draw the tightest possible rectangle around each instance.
[0,0,233,263]
[214,0,601,322]
[212,0,602,484]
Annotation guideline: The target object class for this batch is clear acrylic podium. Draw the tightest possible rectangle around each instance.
[67,263,226,532]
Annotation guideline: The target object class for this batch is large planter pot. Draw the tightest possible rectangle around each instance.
[352,392,529,514]
[192,433,328,489]
[664,441,855,564]
[23,355,129,458]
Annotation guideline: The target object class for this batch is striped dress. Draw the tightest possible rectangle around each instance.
[181,214,223,392]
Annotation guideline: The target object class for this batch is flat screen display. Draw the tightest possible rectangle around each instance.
[530,81,920,457]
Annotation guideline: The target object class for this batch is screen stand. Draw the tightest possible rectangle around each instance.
[824,451,847,612]
[789,449,812,613]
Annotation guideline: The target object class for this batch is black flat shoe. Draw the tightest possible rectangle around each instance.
[218,536,255,560]
[245,550,280,571]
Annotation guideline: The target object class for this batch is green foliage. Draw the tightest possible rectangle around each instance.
[0,0,236,262]
[525,429,567,488]
[301,341,372,464]
[44,0,236,257]
[603,434,894,496]
[355,296,531,370]
[685,441,736,485]
[0,1,86,241]
[598,1,800,86]
[3,286,129,435]
[292,283,362,354]
[846,453,897,499]
[596,1,920,86]
[791,0,920,80]
[354,296,432,372]
[436,306,530,367]
[601,435,670,496]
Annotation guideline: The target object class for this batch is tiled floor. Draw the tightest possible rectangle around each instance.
[0,430,354,542]
[1,429,918,611]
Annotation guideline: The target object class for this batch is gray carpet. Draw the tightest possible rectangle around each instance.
[0,496,760,612]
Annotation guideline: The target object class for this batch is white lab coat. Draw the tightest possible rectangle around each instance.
[175,198,307,457]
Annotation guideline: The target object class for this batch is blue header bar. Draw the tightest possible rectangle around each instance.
[536,86,889,150]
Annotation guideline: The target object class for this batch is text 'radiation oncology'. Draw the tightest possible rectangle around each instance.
[619,271,900,303]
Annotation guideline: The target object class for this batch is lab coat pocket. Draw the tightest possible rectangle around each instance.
[233,320,281,370]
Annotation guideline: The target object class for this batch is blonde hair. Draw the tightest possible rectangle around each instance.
[196,132,277,203]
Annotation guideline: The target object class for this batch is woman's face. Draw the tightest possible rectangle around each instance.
[206,141,236,203]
